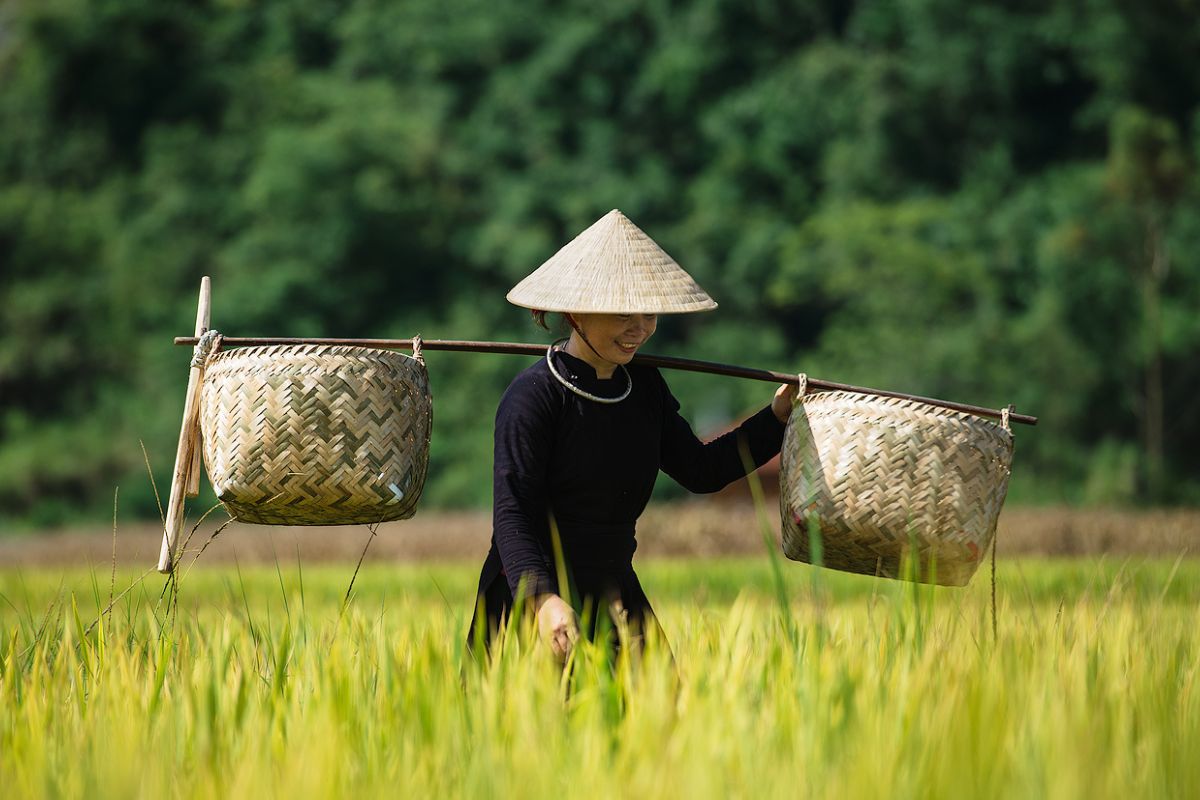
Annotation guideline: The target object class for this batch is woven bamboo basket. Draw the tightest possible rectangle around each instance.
[779,390,1013,586]
[199,345,432,525]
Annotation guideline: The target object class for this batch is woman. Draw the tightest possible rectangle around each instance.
[467,210,795,660]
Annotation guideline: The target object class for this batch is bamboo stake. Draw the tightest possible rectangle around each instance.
[173,335,1038,426]
[185,325,211,497]
[158,277,212,573]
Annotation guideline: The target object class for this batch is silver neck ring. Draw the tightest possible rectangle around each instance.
[545,338,632,404]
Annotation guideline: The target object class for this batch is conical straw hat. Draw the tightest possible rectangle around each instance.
[506,209,718,314]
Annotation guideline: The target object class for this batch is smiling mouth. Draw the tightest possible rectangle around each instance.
[616,341,641,353]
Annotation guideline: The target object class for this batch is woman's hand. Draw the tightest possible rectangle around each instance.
[772,383,799,423]
[535,594,579,661]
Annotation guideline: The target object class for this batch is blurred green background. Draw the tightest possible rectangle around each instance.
[2,0,1199,528]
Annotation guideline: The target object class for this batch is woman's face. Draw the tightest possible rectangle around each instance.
[570,312,658,366]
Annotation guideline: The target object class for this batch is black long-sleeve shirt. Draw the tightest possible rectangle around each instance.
[480,348,786,600]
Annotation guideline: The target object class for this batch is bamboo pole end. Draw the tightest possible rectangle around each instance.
[156,276,212,573]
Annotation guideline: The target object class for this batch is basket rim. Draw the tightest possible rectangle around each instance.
[206,343,425,365]
[799,389,1013,435]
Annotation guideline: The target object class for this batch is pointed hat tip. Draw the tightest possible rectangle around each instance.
[601,208,634,229]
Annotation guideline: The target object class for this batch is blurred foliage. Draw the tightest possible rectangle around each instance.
[1,0,1199,527]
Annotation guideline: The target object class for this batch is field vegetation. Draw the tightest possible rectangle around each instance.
[2,558,1197,798]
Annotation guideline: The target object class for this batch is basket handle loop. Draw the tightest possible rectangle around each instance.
[1001,404,1013,433]
[795,372,808,404]
[411,334,425,365]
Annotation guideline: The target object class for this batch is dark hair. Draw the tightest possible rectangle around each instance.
[531,310,574,332]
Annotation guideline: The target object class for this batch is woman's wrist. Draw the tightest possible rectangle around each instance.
[771,383,798,423]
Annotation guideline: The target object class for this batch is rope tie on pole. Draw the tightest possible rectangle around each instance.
[191,329,223,368]
[411,334,424,365]
[992,405,1013,642]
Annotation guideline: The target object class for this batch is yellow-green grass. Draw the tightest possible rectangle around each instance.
[2,558,1198,799]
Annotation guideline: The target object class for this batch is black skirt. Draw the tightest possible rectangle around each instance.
[465,561,658,659]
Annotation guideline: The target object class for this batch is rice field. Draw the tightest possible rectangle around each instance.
[1,557,1198,799]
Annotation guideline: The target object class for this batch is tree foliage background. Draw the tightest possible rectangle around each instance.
[2,0,1199,527]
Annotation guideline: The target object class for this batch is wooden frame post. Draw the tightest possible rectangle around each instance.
[157,277,212,573]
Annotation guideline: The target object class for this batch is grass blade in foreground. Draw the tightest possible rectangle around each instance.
[0,560,1197,799]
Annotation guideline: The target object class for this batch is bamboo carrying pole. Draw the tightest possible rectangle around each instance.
[173,335,1038,426]
[157,278,212,573]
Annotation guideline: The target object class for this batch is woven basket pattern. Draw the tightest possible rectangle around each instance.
[200,345,432,525]
[779,391,1013,586]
